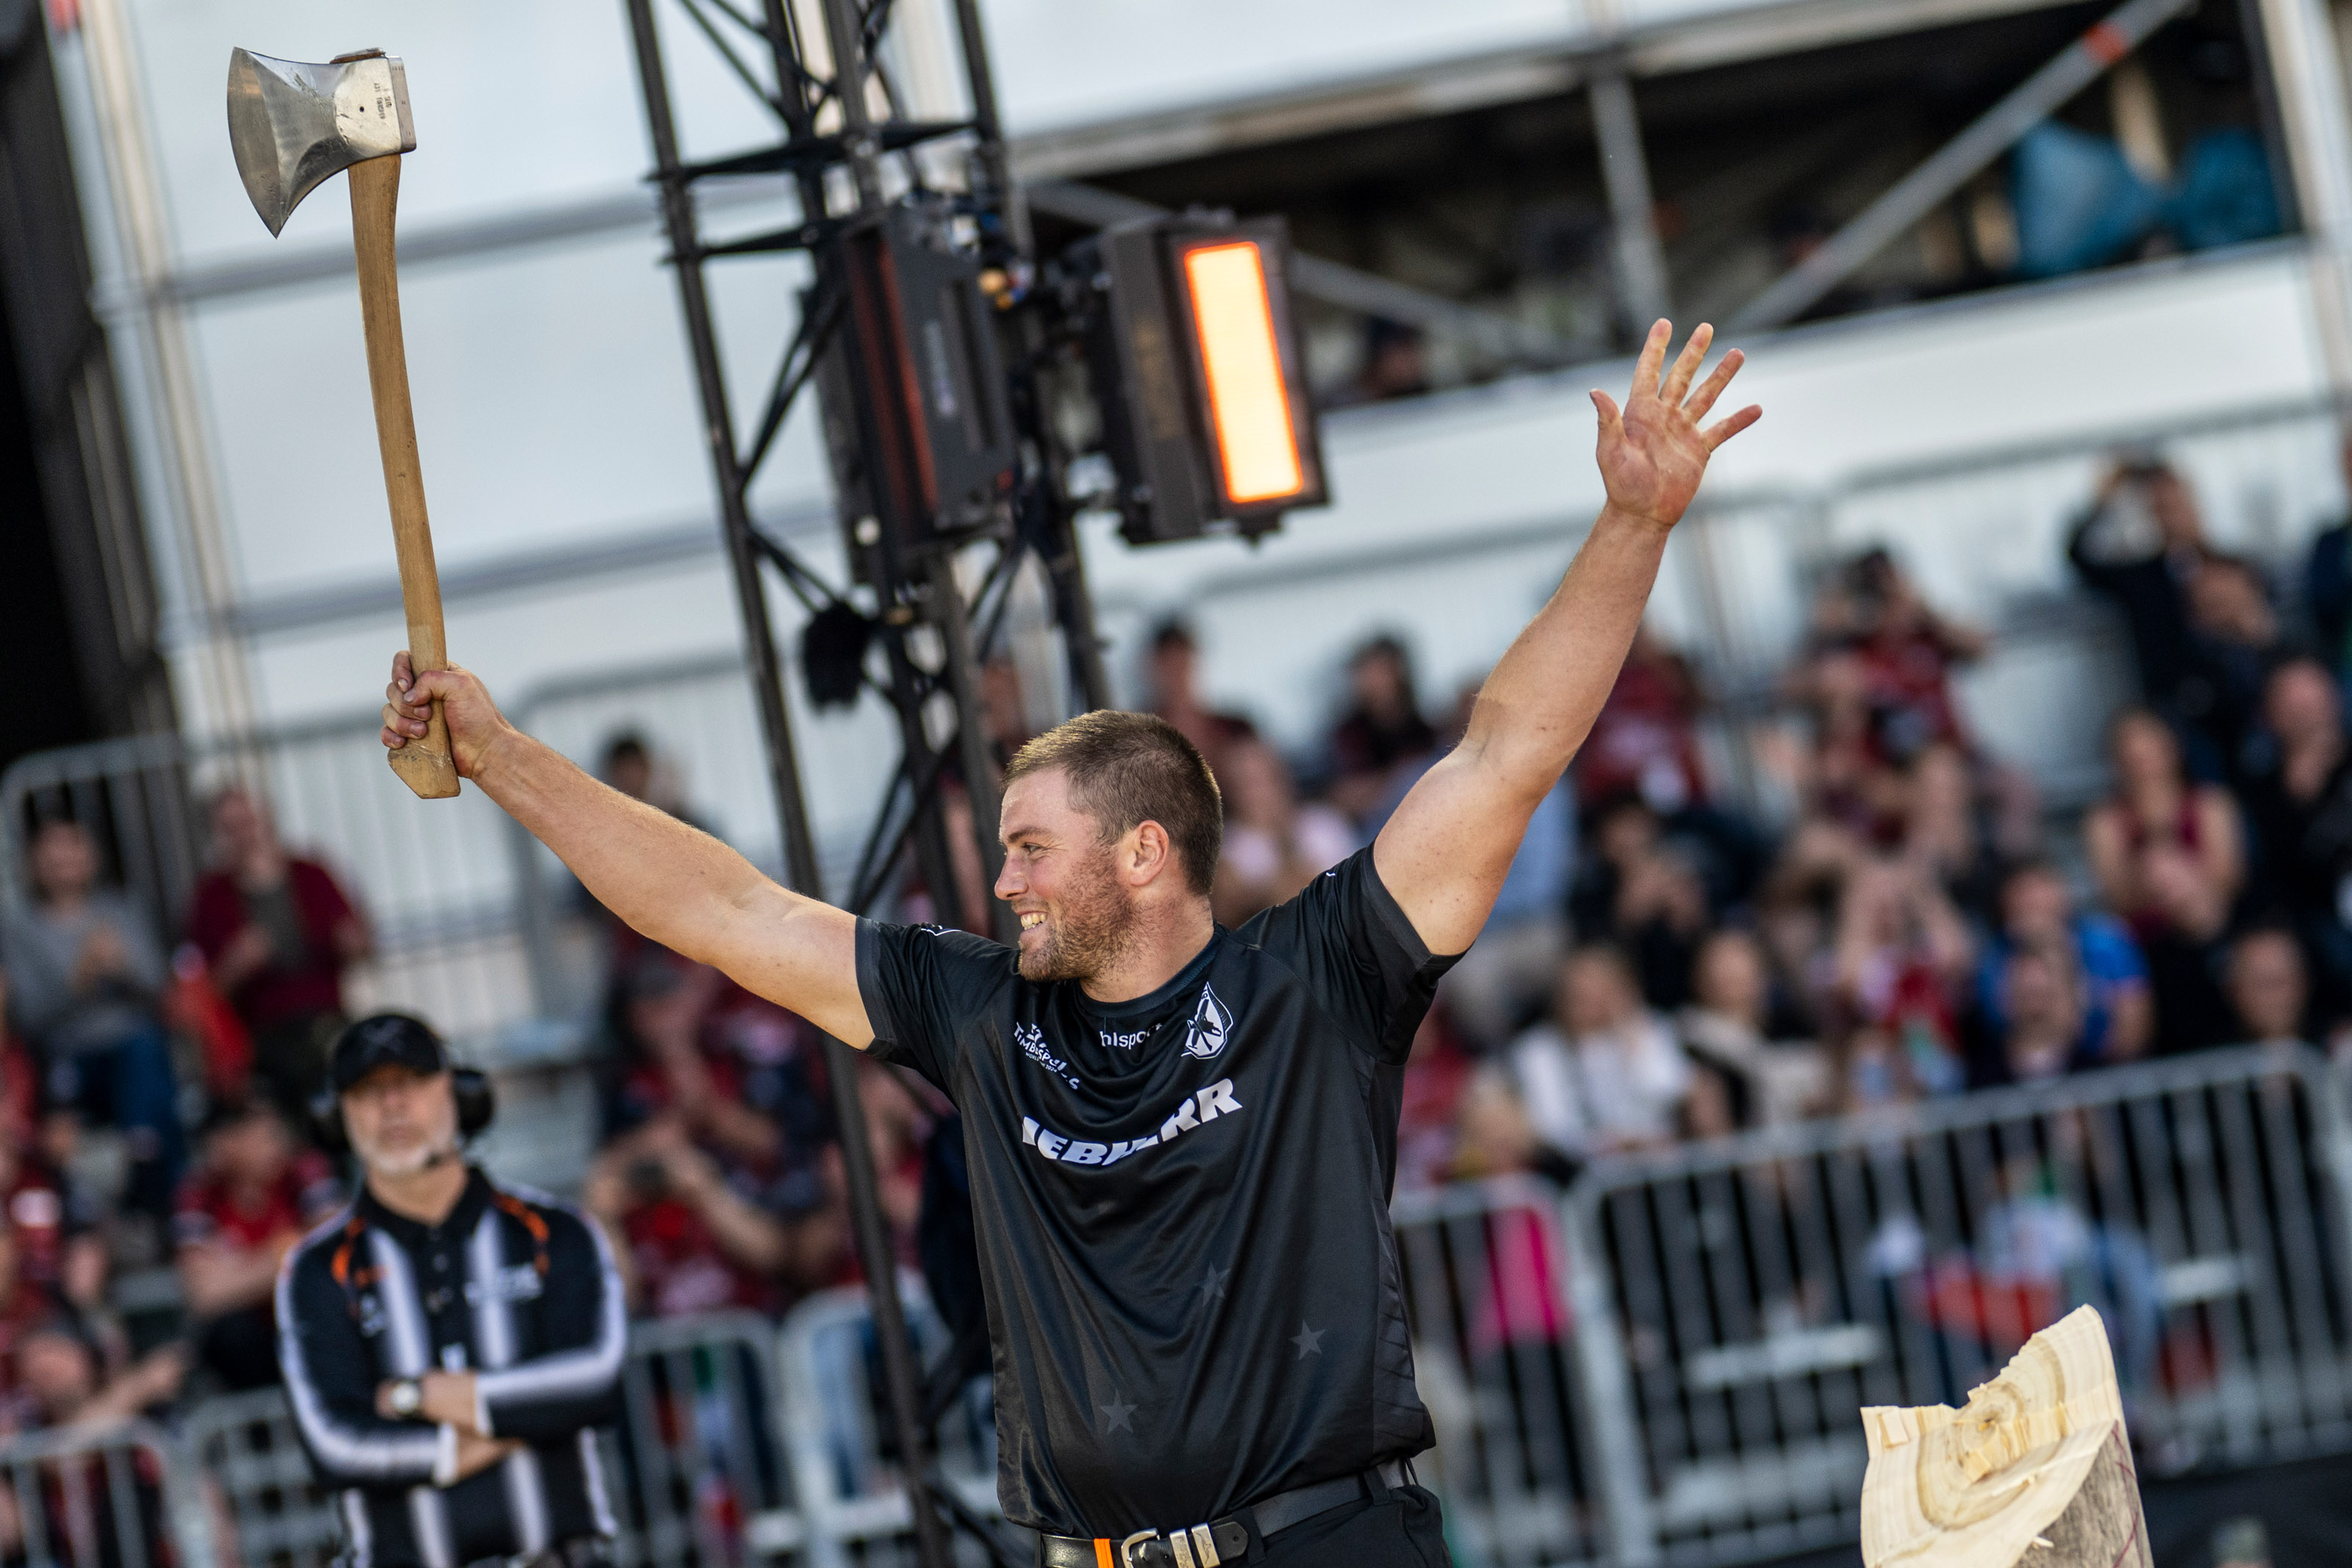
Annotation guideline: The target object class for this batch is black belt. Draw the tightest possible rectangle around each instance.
[1039,1462,1408,1568]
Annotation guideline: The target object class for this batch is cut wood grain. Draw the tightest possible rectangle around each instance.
[1859,1306,2150,1568]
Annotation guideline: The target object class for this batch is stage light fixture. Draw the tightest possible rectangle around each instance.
[822,198,1018,573]
[1077,213,1327,545]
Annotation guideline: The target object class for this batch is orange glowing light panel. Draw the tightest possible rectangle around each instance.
[1180,241,1305,505]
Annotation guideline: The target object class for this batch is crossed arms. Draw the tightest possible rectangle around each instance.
[280,1207,625,1488]
[383,320,1757,1026]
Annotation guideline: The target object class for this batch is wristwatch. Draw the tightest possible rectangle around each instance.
[388,1378,423,1417]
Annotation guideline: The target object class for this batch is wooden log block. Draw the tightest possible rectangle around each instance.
[1859,1305,2151,1568]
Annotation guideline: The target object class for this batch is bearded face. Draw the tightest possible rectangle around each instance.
[1015,838,1141,983]
[343,1068,460,1179]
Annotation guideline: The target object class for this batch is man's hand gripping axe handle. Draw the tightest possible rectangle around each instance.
[226,48,457,798]
[348,155,459,798]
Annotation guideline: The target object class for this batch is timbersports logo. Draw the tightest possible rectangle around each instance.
[1017,1021,1081,1088]
[1183,983,1233,1060]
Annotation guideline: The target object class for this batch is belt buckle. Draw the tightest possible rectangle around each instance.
[1118,1530,1160,1568]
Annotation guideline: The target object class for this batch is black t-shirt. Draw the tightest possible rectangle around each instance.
[856,847,1455,1535]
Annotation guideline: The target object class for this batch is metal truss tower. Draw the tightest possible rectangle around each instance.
[620,3,1113,1565]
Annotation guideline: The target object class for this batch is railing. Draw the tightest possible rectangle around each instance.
[0,1418,215,1568]
[1561,1044,2352,1567]
[775,1284,1010,1568]
[1392,1176,1602,1568]
[9,1051,2352,1568]
[606,1312,806,1568]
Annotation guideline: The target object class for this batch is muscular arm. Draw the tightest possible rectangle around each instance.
[1374,320,1760,955]
[383,658,872,1046]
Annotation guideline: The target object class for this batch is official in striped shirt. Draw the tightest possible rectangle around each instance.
[278,1014,625,1568]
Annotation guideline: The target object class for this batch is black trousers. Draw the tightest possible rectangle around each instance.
[1248,1485,1451,1568]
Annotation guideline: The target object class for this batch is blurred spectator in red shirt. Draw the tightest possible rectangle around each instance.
[589,947,849,1317]
[184,788,370,1118]
[1832,857,1976,1101]
[1790,645,1908,841]
[1394,1010,1474,1195]
[1144,621,1255,782]
[2084,708,2242,1053]
[602,948,833,1163]
[0,1300,184,1568]
[0,1115,105,1317]
[587,1115,826,1319]
[1850,551,1983,750]
[0,971,31,1136]
[1794,553,2037,863]
[1577,625,1710,815]
[1,972,104,1309]
[173,1097,343,1389]
[0,1222,46,1432]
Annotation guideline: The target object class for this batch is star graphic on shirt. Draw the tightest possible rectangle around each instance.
[1199,1265,1229,1304]
[1291,1321,1324,1359]
[1100,1395,1136,1434]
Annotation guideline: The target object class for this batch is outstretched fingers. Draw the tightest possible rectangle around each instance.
[1629,318,1672,401]
[1684,346,1745,421]
[1660,323,1713,407]
[1702,403,1764,451]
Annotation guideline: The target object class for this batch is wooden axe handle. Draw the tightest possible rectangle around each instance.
[348,154,459,800]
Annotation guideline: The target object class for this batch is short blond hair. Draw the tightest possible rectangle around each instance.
[1003,711,1222,894]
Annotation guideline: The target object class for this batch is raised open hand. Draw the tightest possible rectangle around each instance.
[1592,320,1760,528]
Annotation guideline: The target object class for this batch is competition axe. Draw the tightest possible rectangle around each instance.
[227,47,458,799]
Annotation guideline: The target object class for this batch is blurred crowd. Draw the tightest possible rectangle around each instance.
[1148,440,2352,1201]
[8,439,2352,1448]
[0,783,372,1445]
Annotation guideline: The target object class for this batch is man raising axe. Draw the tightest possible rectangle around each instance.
[382,322,1757,1568]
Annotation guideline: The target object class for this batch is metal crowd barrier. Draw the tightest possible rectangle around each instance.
[148,1291,1002,1568]
[775,1284,1008,1568]
[0,1418,215,1568]
[174,1313,810,1568]
[1560,1044,2352,1568]
[183,1387,338,1567]
[13,1046,2352,1568]
[1391,1176,1601,1568]
[606,1311,805,1568]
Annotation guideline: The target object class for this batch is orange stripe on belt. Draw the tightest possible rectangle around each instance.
[1094,1540,1114,1568]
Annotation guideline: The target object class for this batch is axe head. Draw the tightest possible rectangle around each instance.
[227,47,415,237]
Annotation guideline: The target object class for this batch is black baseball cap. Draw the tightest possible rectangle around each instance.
[329,1013,450,1093]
